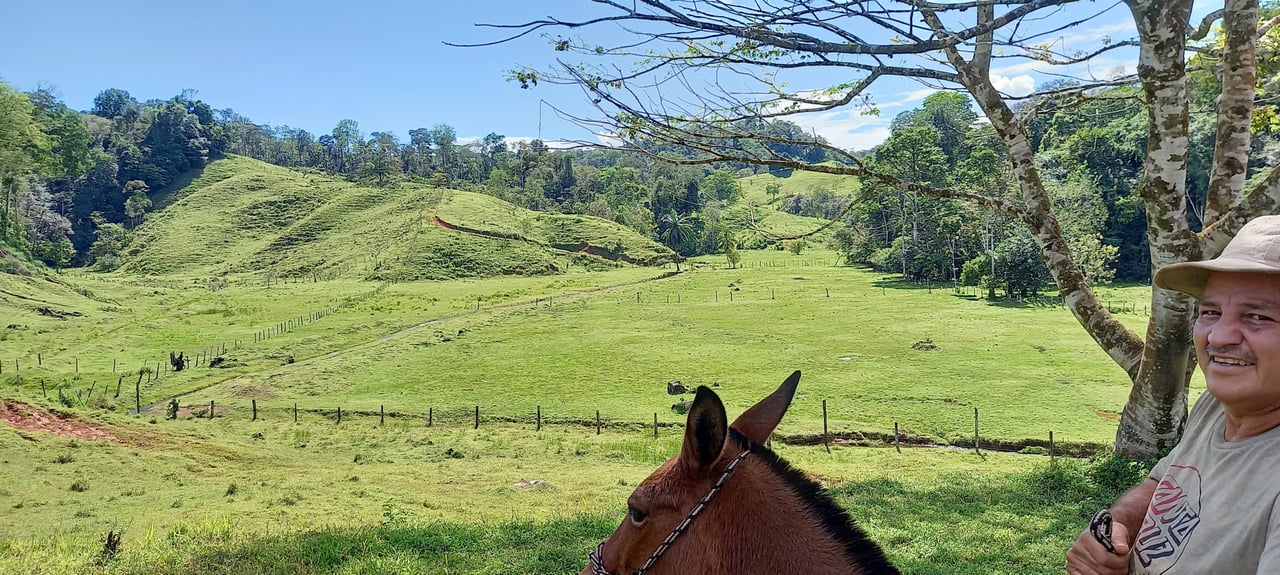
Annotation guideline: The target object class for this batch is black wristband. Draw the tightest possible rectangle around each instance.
[1090,509,1116,553]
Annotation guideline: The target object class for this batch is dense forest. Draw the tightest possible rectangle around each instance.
[4,41,1272,292]
[832,54,1279,294]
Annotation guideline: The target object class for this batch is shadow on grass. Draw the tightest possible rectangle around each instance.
[868,277,1072,309]
[833,462,1100,575]
[111,463,1105,575]
[117,514,615,575]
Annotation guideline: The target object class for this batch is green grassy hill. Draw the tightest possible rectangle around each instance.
[726,166,862,245]
[434,191,674,265]
[121,156,672,281]
[738,166,862,204]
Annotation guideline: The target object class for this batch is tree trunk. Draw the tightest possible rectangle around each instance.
[1112,0,1197,459]
[925,0,1192,458]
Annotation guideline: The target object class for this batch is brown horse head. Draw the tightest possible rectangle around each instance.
[582,371,899,575]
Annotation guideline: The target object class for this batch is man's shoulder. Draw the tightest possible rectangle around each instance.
[1187,392,1223,424]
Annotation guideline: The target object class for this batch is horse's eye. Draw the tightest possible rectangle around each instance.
[628,506,647,525]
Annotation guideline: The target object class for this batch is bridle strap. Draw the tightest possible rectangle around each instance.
[589,448,752,575]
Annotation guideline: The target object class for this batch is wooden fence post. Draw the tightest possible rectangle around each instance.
[337,407,342,425]
[294,403,298,423]
[974,407,980,455]
[209,400,215,420]
[474,406,480,429]
[536,405,541,431]
[380,404,385,426]
[38,353,41,366]
[596,410,601,435]
[822,399,830,452]
[653,413,658,439]
[894,422,901,454]
[252,399,257,421]
[113,358,117,373]
[41,379,46,398]
[135,380,140,413]
[1049,431,1055,462]
[428,407,433,427]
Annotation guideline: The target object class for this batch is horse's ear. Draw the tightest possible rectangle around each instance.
[680,386,728,474]
[730,370,800,444]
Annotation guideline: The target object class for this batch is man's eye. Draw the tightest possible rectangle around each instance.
[1249,313,1274,322]
[628,507,647,524]
[1199,309,1220,318]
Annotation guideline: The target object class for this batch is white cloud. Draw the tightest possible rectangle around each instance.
[788,109,893,151]
[991,74,1035,97]
[595,133,624,148]
[490,136,579,150]
[1056,21,1137,51]
[892,88,941,106]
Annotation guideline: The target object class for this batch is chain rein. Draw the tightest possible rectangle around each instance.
[588,448,752,575]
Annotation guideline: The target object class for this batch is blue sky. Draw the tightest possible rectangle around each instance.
[1,1,1221,151]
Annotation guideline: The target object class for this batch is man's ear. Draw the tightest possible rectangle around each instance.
[679,386,728,474]
[730,370,800,444]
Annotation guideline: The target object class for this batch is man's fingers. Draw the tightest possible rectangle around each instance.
[1066,526,1131,575]
[1111,522,1131,556]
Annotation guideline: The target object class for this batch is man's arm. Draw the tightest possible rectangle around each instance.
[1066,478,1157,575]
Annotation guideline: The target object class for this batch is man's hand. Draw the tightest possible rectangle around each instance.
[1065,521,1131,575]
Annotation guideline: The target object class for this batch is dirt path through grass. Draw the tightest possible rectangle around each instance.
[132,269,680,415]
[1,400,131,445]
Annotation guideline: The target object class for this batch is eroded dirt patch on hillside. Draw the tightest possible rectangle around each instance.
[0,401,133,446]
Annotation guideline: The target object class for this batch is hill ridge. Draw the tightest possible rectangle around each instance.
[119,156,674,280]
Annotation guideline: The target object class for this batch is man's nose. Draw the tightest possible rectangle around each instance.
[1206,315,1244,346]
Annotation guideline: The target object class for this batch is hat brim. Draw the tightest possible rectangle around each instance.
[1153,257,1280,298]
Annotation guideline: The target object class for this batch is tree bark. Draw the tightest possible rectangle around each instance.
[1113,0,1198,459]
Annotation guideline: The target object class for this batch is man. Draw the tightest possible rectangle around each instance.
[1065,214,1280,574]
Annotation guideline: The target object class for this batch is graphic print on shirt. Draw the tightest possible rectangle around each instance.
[1133,465,1203,574]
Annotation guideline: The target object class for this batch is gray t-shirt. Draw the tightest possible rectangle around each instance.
[1131,394,1280,574]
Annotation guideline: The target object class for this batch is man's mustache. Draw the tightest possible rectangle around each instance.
[1204,345,1257,363]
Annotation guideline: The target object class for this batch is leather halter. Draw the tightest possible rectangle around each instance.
[588,448,752,575]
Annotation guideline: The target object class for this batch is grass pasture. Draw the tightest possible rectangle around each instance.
[434,191,674,265]
[139,248,1171,448]
[0,415,1132,575]
[0,245,1178,574]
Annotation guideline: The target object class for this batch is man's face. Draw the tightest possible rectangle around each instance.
[1194,271,1280,414]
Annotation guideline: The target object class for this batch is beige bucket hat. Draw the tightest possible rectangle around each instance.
[1153,215,1280,298]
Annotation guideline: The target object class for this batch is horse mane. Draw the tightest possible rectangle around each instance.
[728,428,900,575]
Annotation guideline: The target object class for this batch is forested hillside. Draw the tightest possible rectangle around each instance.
[0,81,836,275]
[830,79,1280,294]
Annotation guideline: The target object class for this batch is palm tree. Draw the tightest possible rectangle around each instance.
[658,210,693,271]
[716,226,740,268]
